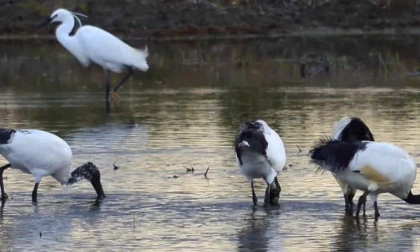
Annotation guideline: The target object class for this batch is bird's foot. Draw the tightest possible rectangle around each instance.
[110,92,120,100]
[1,193,8,200]
[269,188,280,205]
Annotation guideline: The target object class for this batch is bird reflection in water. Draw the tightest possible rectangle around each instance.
[237,206,282,252]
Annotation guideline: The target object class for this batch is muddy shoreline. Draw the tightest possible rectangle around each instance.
[1,0,420,40]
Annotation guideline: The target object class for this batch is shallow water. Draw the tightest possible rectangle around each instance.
[2,36,420,251]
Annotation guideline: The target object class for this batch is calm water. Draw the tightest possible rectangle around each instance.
[2,36,420,251]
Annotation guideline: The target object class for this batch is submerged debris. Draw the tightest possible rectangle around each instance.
[204,167,210,179]
[185,166,195,173]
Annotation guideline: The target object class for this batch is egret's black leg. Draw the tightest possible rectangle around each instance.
[32,182,39,203]
[251,181,258,206]
[0,164,11,200]
[104,70,111,113]
[374,201,380,221]
[112,66,134,94]
[104,69,111,101]
[356,191,368,217]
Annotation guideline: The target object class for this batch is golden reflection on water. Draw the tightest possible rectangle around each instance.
[2,39,420,251]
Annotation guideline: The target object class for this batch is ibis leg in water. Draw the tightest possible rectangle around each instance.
[0,163,11,200]
[344,190,356,216]
[270,176,281,204]
[251,181,258,206]
[32,182,40,203]
[356,191,368,217]
[374,201,380,220]
[264,182,271,205]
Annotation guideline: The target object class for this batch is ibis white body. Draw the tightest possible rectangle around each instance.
[234,119,286,205]
[0,129,72,184]
[311,138,420,218]
[0,128,105,202]
[235,120,286,184]
[334,142,416,200]
[330,116,375,214]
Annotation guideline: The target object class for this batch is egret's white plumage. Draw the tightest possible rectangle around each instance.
[311,138,420,219]
[330,116,375,215]
[0,128,105,203]
[234,119,286,205]
[38,8,149,104]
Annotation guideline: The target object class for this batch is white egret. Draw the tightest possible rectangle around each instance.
[330,116,375,215]
[37,8,149,105]
[0,128,105,203]
[234,119,286,206]
[310,138,419,220]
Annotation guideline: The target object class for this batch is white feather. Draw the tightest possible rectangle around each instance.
[50,8,148,72]
[236,120,286,184]
[0,130,72,184]
[256,119,287,173]
[77,26,149,72]
[336,142,416,199]
[331,116,351,140]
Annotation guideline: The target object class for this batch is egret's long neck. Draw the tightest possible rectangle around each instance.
[403,191,420,204]
[55,18,77,49]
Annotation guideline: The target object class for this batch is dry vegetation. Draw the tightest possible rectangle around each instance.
[1,0,420,38]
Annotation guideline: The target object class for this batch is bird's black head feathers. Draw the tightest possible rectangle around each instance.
[234,120,268,165]
[309,137,369,173]
[339,117,374,142]
[0,128,16,144]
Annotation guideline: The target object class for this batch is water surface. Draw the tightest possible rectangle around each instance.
[1,36,420,251]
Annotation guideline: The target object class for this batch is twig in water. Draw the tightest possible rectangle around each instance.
[113,162,119,170]
[185,166,195,173]
[204,167,210,178]
[297,145,302,153]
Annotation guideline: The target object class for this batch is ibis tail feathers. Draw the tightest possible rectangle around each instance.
[310,138,368,173]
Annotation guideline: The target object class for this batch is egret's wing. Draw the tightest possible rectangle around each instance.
[77,26,148,71]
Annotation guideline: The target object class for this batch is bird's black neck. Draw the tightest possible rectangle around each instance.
[403,191,420,204]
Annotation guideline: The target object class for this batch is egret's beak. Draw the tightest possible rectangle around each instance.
[36,16,53,30]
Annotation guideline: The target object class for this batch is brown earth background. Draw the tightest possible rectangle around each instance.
[2,0,420,39]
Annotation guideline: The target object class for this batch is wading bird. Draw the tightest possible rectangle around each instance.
[234,119,286,206]
[37,8,149,109]
[310,138,420,220]
[0,128,106,203]
[331,116,375,215]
